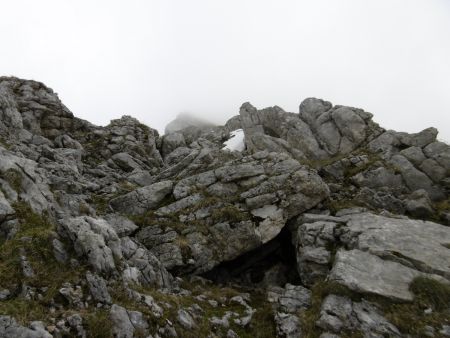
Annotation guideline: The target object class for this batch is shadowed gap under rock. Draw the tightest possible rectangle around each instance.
[201,226,299,287]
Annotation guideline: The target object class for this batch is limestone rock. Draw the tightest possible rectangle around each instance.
[110,180,173,215]
[110,304,149,338]
[329,249,444,301]
[58,216,121,275]
[86,271,111,304]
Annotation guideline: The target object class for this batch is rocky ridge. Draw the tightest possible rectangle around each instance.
[0,76,449,338]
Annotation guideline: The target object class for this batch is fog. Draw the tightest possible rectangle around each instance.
[1,0,449,140]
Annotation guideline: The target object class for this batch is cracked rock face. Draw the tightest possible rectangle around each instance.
[1,77,449,338]
[294,212,450,300]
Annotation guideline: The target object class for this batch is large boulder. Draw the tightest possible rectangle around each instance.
[294,212,450,300]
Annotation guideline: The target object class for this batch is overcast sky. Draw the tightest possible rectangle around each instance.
[1,0,449,140]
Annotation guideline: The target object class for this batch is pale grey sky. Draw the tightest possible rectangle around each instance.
[1,0,449,140]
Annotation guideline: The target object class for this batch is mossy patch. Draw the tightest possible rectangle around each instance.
[1,168,23,193]
[211,205,250,223]
[0,202,86,323]
[84,309,112,338]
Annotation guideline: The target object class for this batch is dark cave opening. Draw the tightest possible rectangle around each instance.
[202,226,299,287]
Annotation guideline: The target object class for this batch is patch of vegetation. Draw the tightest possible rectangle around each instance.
[382,277,450,335]
[110,281,276,338]
[90,194,110,215]
[343,154,382,178]
[211,205,250,223]
[434,198,450,221]
[0,137,11,149]
[409,276,450,311]
[84,309,112,338]
[300,154,347,170]
[325,198,362,215]
[1,168,23,193]
[0,202,86,323]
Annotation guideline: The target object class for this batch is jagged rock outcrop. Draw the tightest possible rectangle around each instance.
[128,152,329,273]
[0,77,449,338]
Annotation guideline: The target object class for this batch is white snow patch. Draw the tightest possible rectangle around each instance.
[223,129,245,152]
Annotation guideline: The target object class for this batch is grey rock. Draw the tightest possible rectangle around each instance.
[404,189,434,218]
[59,283,84,307]
[332,106,367,145]
[165,147,193,166]
[440,325,450,337]
[351,167,403,189]
[299,97,332,123]
[329,249,444,301]
[177,309,196,329]
[120,237,173,289]
[0,289,10,301]
[400,146,426,166]
[104,214,138,237]
[319,334,340,338]
[206,182,239,197]
[155,193,203,216]
[110,180,173,215]
[420,158,446,182]
[226,329,239,338]
[110,152,142,172]
[278,284,311,313]
[20,251,35,278]
[52,238,69,263]
[274,312,302,338]
[398,127,438,147]
[127,169,153,186]
[389,154,434,193]
[215,163,265,182]
[0,191,14,223]
[161,132,186,157]
[58,216,122,275]
[109,304,134,338]
[340,212,450,279]
[316,295,400,337]
[86,271,111,304]
[172,170,217,199]
[294,220,338,286]
[66,314,87,338]
[0,315,52,338]
[54,134,83,149]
